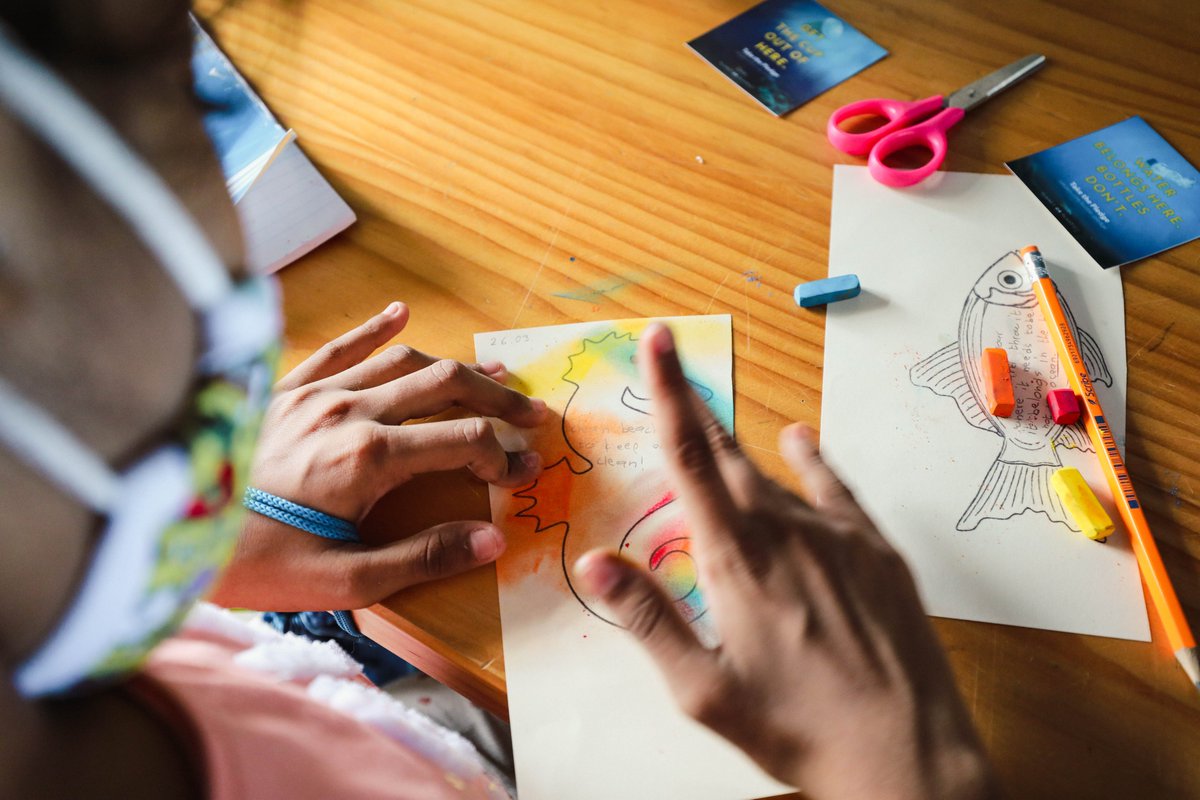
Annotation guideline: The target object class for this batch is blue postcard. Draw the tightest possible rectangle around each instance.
[1007,117,1200,269]
[687,0,887,116]
[190,17,288,200]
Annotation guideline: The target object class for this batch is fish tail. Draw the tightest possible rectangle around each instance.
[956,460,1079,532]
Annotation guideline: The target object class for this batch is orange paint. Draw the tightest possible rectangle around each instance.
[497,458,581,583]
[981,347,1015,417]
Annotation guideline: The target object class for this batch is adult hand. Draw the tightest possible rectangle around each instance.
[211,301,547,611]
[573,323,997,800]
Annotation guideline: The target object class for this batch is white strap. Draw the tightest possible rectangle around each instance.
[0,24,232,310]
[0,377,120,512]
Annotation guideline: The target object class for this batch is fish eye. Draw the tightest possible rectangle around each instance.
[998,270,1022,288]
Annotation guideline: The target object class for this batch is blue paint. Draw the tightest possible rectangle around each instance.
[794,274,860,307]
[553,279,629,304]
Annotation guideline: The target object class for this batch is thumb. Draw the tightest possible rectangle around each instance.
[358,521,506,601]
[574,550,708,674]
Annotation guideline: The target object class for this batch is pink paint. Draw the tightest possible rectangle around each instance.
[1047,388,1081,425]
[642,491,676,518]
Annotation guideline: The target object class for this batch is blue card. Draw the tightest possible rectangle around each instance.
[1007,117,1200,269]
[190,17,286,191]
[687,0,887,116]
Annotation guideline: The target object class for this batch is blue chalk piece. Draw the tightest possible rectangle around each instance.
[793,274,861,307]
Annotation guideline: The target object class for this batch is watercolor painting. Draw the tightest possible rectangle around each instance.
[475,315,785,800]
[909,251,1112,532]
[484,321,730,642]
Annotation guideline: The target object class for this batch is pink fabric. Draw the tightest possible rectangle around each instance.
[130,630,493,800]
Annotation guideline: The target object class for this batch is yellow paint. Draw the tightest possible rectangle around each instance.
[1051,467,1115,541]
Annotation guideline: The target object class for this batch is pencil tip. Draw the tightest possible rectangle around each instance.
[1175,646,1200,690]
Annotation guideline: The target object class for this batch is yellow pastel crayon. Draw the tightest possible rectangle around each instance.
[1050,467,1115,541]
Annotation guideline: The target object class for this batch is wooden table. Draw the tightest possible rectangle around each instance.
[199,1,1200,796]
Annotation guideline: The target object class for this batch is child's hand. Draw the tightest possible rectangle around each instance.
[573,323,997,800]
[211,302,546,611]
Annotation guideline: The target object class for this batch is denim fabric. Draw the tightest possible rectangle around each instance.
[263,611,419,686]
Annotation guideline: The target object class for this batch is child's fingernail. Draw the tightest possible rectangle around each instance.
[644,323,675,357]
[383,301,403,317]
[575,552,622,596]
[469,526,505,561]
[479,360,505,375]
[519,450,542,471]
[529,398,548,417]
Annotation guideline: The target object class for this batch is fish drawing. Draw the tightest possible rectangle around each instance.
[910,251,1112,531]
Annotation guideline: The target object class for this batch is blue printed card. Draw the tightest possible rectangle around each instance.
[1007,117,1200,269]
[687,0,887,116]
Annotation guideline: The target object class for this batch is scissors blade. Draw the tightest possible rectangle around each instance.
[945,54,1046,112]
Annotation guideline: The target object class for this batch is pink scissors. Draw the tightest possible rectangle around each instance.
[827,54,1046,187]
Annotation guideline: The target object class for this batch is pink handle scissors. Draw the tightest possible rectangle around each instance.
[827,54,1046,188]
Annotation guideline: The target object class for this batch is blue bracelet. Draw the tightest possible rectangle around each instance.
[243,487,363,637]
[244,487,359,542]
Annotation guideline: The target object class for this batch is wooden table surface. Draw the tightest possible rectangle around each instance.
[199,1,1200,796]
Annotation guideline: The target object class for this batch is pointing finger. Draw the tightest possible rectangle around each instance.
[639,323,740,528]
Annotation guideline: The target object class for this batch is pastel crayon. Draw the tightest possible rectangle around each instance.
[1051,467,1115,541]
[981,348,1015,417]
[794,274,860,307]
[1047,388,1081,425]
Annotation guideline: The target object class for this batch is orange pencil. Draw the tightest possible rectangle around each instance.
[1021,245,1199,692]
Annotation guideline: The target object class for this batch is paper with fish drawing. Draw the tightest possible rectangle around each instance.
[822,166,1149,641]
[476,316,787,800]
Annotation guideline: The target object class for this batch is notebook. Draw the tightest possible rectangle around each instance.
[191,17,356,274]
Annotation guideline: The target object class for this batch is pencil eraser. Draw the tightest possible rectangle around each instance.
[981,348,1015,417]
[794,274,860,308]
[1047,388,1081,425]
[1051,467,1115,541]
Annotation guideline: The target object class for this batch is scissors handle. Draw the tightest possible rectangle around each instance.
[826,95,945,156]
[867,106,965,188]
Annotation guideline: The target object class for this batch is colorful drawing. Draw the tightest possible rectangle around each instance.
[475,316,782,800]
[493,325,726,641]
[909,251,1112,531]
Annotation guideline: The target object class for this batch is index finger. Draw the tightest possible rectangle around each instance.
[639,323,739,529]
[277,302,410,391]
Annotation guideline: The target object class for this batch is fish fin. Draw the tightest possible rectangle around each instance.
[910,343,996,434]
[957,460,1078,532]
[1054,423,1093,452]
[1057,287,1113,388]
[1077,327,1113,388]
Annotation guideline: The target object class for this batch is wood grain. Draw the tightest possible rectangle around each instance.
[197,1,1200,796]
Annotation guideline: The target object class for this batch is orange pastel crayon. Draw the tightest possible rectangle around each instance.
[1022,244,1199,692]
[980,348,1015,417]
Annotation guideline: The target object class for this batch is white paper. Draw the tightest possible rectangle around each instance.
[236,138,356,274]
[477,316,787,800]
[822,166,1149,641]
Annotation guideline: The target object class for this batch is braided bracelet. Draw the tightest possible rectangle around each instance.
[243,487,362,636]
